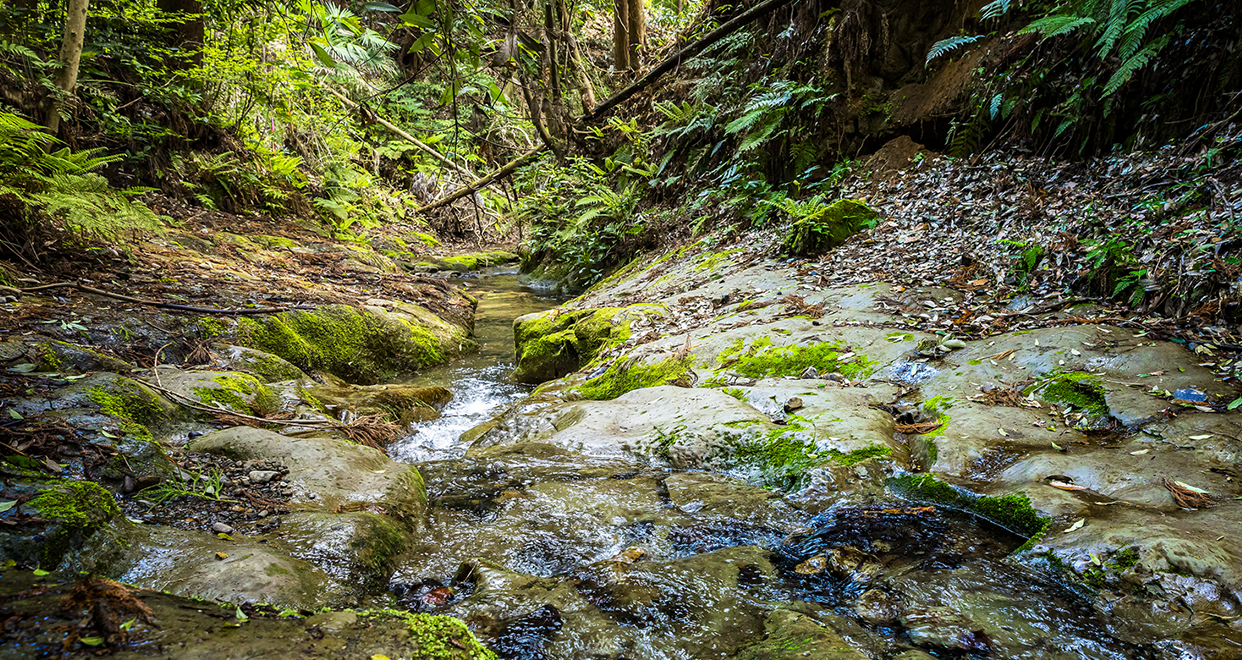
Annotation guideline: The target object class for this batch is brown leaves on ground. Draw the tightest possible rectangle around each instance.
[338,414,404,451]
[975,379,1037,408]
[60,575,156,649]
[894,420,945,435]
[1162,477,1215,509]
[778,293,825,318]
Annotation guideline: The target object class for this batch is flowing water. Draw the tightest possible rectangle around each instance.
[382,271,1155,660]
[389,269,566,463]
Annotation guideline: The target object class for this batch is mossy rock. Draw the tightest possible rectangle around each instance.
[156,369,283,417]
[17,480,121,568]
[714,337,875,380]
[512,305,662,385]
[29,340,135,374]
[70,373,183,436]
[210,344,307,383]
[309,378,450,425]
[887,474,1050,541]
[781,199,879,256]
[272,511,412,589]
[435,250,519,272]
[235,304,474,385]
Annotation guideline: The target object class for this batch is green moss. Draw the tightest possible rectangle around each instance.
[31,481,118,528]
[30,481,121,569]
[716,337,874,379]
[36,344,63,371]
[1110,546,1140,570]
[196,317,227,338]
[87,381,169,426]
[722,387,748,401]
[926,439,938,463]
[887,474,1050,540]
[355,610,497,660]
[781,199,880,256]
[690,249,741,274]
[251,234,298,249]
[192,374,280,416]
[833,444,892,466]
[513,305,658,384]
[237,305,453,384]
[577,356,693,400]
[1033,372,1108,415]
[351,514,407,576]
[438,250,518,271]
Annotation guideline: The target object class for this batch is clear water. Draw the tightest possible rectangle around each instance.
[387,269,566,463]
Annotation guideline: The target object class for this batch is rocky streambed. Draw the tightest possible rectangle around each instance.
[2,230,1241,659]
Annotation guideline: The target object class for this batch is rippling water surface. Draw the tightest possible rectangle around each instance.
[388,269,565,463]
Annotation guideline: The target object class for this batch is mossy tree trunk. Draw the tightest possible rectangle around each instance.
[45,0,90,135]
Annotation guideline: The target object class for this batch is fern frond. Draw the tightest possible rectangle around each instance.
[925,35,983,67]
[1117,0,1199,60]
[1021,15,1097,38]
[1103,34,1168,96]
[979,0,1014,20]
[1094,0,1139,56]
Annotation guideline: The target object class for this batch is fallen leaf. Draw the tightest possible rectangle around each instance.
[1129,449,1149,455]
[1048,480,1087,491]
[0,501,15,513]
[997,428,1009,437]
[7,409,22,420]
[1065,518,1086,532]
[215,552,229,560]
[1188,434,1213,440]
[79,637,105,647]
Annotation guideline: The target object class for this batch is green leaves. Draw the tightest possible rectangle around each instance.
[925,35,983,67]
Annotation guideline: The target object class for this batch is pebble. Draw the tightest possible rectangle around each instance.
[212,522,234,534]
[784,397,803,412]
[799,366,818,379]
[249,470,279,484]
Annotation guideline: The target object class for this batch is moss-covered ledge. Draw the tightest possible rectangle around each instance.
[233,303,475,385]
[887,473,1050,544]
[511,304,664,384]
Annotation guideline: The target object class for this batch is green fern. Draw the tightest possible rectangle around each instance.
[1022,0,1202,100]
[0,111,161,241]
[1103,34,1169,96]
[925,35,983,67]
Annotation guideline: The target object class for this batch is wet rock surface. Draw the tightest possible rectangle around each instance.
[5,236,1242,658]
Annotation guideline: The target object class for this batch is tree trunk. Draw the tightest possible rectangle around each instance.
[544,0,561,103]
[45,0,90,135]
[626,0,645,71]
[612,0,629,71]
[158,0,205,67]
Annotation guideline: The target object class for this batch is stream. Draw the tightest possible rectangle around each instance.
[389,269,566,463]
[375,271,1156,660]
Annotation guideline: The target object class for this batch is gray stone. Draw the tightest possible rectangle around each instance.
[248,470,278,484]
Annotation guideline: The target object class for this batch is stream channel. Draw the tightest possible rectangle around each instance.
[377,269,1154,660]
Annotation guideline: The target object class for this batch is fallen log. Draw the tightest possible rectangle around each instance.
[414,146,546,215]
[584,0,799,121]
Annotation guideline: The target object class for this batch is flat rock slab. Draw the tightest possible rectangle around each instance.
[188,426,426,524]
[468,386,771,466]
